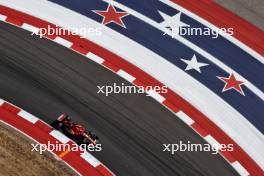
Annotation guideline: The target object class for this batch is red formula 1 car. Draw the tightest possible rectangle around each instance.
[51,114,99,145]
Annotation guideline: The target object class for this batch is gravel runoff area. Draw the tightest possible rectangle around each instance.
[0,121,77,176]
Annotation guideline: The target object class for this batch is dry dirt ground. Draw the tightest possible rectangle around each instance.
[0,121,77,176]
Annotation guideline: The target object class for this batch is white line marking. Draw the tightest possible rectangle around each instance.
[147,89,165,103]
[54,37,73,48]
[18,110,39,124]
[0,14,7,21]
[231,161,250,176]
[176,111,194,125]
[49,130,70,144]
[117,69,136,83]
[86,52,105,64]
[81,151,100,167]
[21,23,39,34]
[0,99,4,106]
[204,135,221,150]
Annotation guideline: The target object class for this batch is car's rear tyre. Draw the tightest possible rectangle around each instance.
[51,121,63,130]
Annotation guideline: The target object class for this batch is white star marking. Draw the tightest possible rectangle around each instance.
[159,11,189,36]
[181,54,209,73]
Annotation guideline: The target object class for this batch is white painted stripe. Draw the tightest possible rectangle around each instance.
[49,130,70,143]
[86,52,105,64]
[231,161,250,176]
[21,23,39,34]
[81,151,100,167]
[176,111,194,125]
[104,0,264,101]
[0,99,4,106]
[160,0,264,65]
[54,37,73,48]
[18,110,39,124]
[0,14,7,21]
[117,70,136,83]
[147,89,165,103]
[204,135,221,150]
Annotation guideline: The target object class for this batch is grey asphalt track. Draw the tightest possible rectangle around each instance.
[0,22,239,176]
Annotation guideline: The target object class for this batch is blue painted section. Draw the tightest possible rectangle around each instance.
[117,0,264,91]
[48,0,264,133]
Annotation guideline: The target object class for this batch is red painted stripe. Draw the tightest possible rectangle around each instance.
[191,123,208,137]
[220,150,236,163]
[0,5,262,175]
[63,152,101,175]
[171,0,264,58]
[1,102,20,114]
[103,61,120,72]
[35,121,53,133]
[71,44,89,55]
[162,100,179,113]
[5,17,23,26]
[132,79,145,87]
